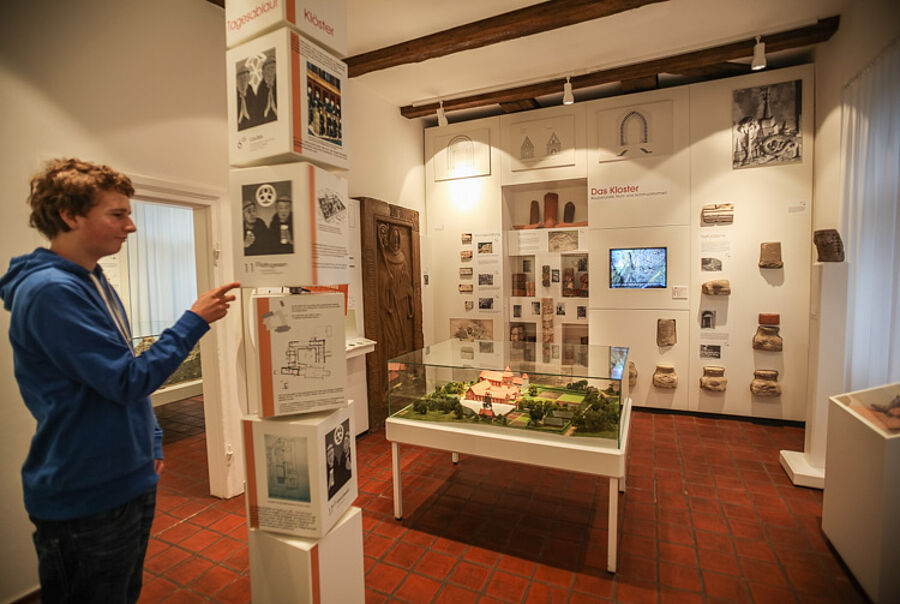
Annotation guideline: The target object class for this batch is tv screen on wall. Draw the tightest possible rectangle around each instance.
[609,247,667,289]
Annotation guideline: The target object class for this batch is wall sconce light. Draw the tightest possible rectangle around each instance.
[436,100,449,127]
[562,76,574,105]
[751,35,767,71]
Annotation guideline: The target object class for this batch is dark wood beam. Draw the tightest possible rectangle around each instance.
[665,62,749,78]
[204,0,224,8]
[500,99,542,113]
[346,0,668,78]
[401,16,839,119]
[620,74,659,93]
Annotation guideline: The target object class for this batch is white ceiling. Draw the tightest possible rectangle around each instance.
[345,0,844,110]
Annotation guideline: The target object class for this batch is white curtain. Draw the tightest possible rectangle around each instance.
[127,200,198,339]
[842,38,900,390]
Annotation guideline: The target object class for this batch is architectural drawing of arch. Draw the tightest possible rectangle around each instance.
[619,110,649,145]
[447,135,474,173]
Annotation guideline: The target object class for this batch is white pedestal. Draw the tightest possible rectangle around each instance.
[780,262,848,488]
[249,505,364,604]
[822,384,900,603]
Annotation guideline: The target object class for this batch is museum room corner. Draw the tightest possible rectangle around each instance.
[0,0,898,603]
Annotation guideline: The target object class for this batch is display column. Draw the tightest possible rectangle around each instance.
[222,2,362,602]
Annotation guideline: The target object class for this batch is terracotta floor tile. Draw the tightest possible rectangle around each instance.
[190,565,238,597]
[485,569,531,602]
[533,563,573,589]
[214,575,251,604]
[466,545,501,567]
[434,584,480,604]
[415,550,458,580]
[733,539,776,563]
[383,541,426,569]
[145,546,191,575]
[698,549,741,576]
[524,580,570,604]
[572,571,615,599]
[449,560,492,592]
[694,529,734,553]
[137,576,178,603]
[497,554,536,578]
[701,570,751,603]
[366,561,408,594]
[659,561,703,592]
[394,572,441,603]
[179,528,221,553]
[165,556,214,586]
[615,579,659,604]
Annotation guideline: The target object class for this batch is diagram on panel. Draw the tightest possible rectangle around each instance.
[265,433,311,502]
[280,327,333,379]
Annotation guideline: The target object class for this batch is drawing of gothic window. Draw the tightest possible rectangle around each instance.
[546,132,561,155]
[520,136,534,160]
[447,135,475,174]
[617,110,652,156]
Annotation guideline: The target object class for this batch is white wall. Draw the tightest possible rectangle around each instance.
[0,0,227,599]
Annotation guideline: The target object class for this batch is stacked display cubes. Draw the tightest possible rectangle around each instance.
[225,3,361,602]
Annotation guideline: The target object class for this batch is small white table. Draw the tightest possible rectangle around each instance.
[385,397,632,572]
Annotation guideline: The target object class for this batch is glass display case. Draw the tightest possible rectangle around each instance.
[387,339,629,447]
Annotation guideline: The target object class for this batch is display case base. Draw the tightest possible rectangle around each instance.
[778,449,824,489]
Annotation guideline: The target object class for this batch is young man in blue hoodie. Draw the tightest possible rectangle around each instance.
[0,158,240,603]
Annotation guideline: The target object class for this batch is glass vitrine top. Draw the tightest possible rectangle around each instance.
[389,339,627,382]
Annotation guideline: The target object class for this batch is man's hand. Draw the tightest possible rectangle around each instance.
[191,282,240,324]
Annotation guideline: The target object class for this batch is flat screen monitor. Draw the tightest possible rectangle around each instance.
[609,247,667,289]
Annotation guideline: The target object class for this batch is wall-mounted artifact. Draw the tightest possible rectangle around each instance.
[652,364,678,389]
[750,369,781,397]
[541,297,554,343]
[561,201,588,227]
[701,279,731,295]
[699,366,727,392]
[543,192,558,228]
[752,325,783,351]
[657,318,677,347]
[460,250,472,261]
[813,229,845,262]
[460,267,473,279]
[562,268,576,296]
[732,80,802,169]
[701,203,734,224]
[514,200,542,230]
[628,361,638,390]
[759,242,784,268]
[458,284,473,294]
[758,313,780,325]
[542,264,551,287]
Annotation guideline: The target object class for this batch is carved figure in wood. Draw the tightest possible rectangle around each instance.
[378,223,415,359]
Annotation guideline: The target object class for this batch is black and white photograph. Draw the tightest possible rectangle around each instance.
[325,419,352,500]
[552,345,560,359]
[450,318,493,341]
[513,304,522,318]
[235,48,278,132]
[464,300,474,311]
[701,310,716,329]
[265,434,310,502]
[522,258,532,273]
[478,297,494,310]
[732,80,802,169]
[556,303,566,316]
[477,241,493,254]
[551,269,560,283]
[701,257,723,271]
[317,189,346,223]
[241,180,293,256]
[700,344,722,359]
[532,301,541,315]
[478,273,494,286]
[461,233,472,245]
[577,306,587,319]
[479,341,494,354]
[307,61,343,146]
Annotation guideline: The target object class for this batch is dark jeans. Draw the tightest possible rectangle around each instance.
[30,486,157,604]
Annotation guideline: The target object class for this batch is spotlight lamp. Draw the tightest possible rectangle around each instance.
[436,100,449,127]
[751,35,767,71]
[562,76,574,105]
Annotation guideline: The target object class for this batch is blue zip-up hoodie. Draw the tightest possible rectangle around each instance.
[0,248,209,520]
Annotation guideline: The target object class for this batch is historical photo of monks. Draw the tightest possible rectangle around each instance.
[307,61,343,146]
[325,419,352,500]
[235,48,278,132]
[265,434,310,503]
[449,318,493,341]
[241,180,293,256]
[732,80,802,169]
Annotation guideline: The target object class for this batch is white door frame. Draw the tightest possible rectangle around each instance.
[130,174,245,499]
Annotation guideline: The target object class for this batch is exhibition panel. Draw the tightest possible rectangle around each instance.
[499,103,588,185]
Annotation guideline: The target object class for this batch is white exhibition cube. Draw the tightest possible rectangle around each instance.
[244,290,347,418]
[248,506,364,604]
[226,0,347,56]
[822,383,900,604]
[231,162,350,288]
[242,405,358,539]
[227,27,348,169]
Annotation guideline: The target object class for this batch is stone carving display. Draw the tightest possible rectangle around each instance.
[657,318,677,347]
[701,279,731,295]
[652,364,677,389]
[563,201,575,223]
[541,296,554,343]
[701,203,734,224]
[542,264,551,287]
[543,192,558,228]
[699,366,727,392]
[750,369,781,397]
[813,229,845,262]
[752,325,783,351]
[628,361,638,390]
[759,242,784,268]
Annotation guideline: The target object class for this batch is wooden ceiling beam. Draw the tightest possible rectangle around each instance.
[499,98,542,113]
[400,16,839,119]
[665,62,749,78]
[620,74,659,93]
[346,0,668,78]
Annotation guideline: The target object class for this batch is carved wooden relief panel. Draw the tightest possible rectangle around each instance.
[357,197,423,428]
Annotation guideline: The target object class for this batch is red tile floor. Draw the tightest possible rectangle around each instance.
[143,396,867,603]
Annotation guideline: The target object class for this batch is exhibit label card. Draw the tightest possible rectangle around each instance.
[253,291,346,417]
